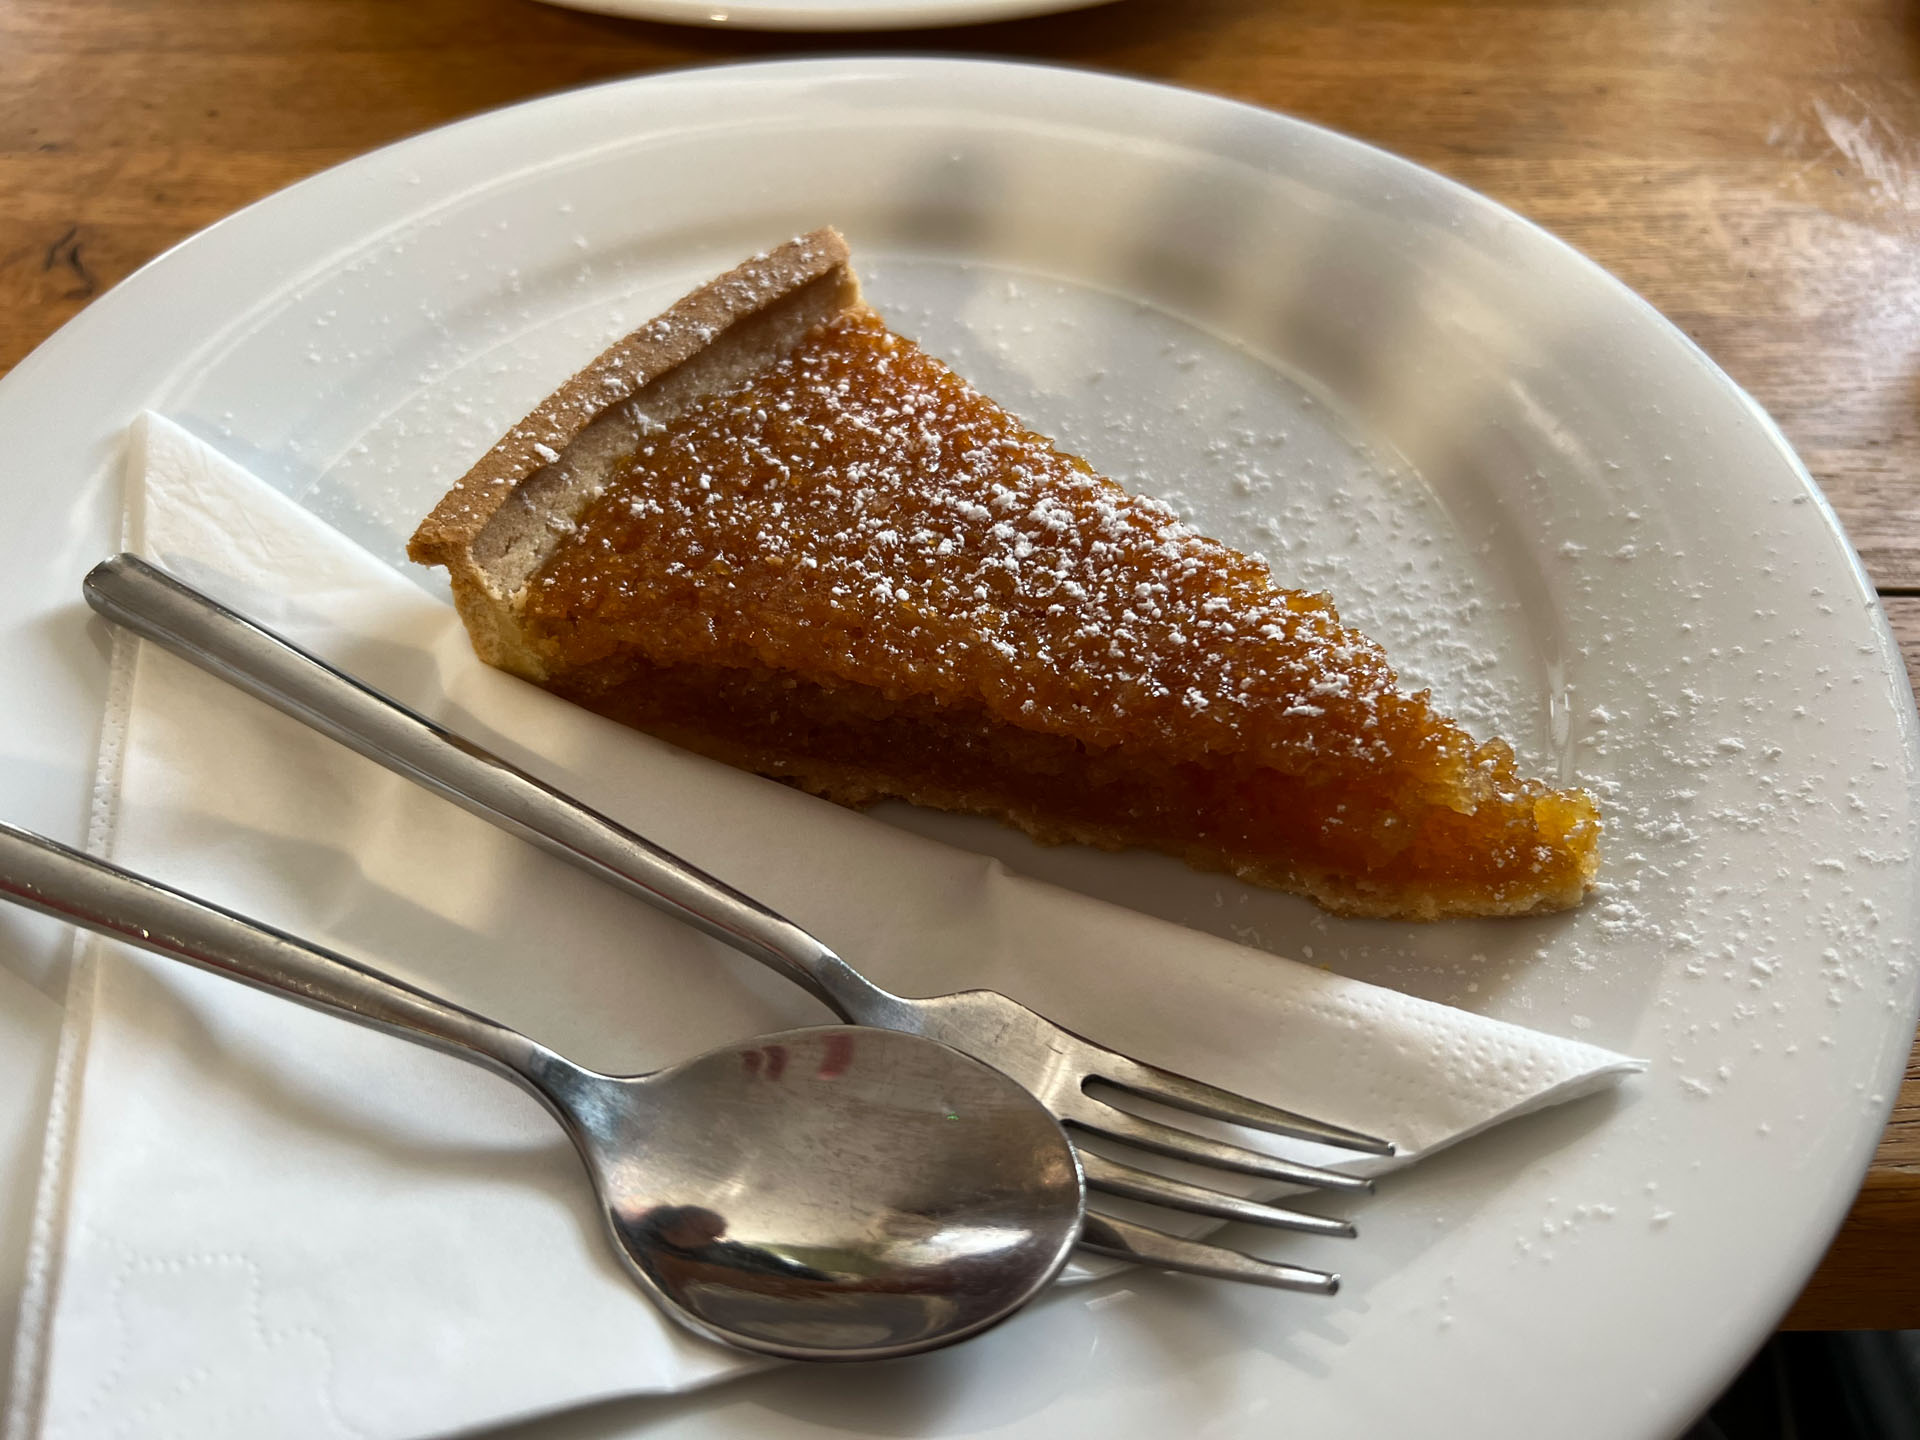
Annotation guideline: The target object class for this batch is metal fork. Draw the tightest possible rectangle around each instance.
[84,553,1394,1295]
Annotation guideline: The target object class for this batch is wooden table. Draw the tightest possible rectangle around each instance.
[4,0,1917,1332]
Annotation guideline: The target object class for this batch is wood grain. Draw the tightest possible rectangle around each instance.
[3,0,1918,1331]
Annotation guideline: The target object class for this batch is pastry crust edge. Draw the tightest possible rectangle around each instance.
[406,227,865,682]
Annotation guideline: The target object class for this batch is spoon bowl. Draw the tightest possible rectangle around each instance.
[0,821,1085,1360]
[548,1027,1084,1358]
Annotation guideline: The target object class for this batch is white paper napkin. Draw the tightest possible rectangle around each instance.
[12,415,1641,1440]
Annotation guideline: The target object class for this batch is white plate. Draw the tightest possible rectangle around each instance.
[2,57,1916,1440]
[531,0,1112,31]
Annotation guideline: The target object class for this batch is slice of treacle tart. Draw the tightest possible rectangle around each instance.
[409,228,1599,920]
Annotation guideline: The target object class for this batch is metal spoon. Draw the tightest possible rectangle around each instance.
[0,821,1085,1361]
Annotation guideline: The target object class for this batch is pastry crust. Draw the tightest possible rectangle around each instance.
[410,230,1599,920]
[408,230,865,681]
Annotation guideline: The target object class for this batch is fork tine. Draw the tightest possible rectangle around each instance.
[1071,1099,1374,1192]
[1079,1213,1340,1294]
[1077,1151,1356,1236]
[1090,1054,1394,1155]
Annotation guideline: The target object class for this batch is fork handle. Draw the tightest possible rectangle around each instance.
[83,554,897,1022]
[0,819,565,1092]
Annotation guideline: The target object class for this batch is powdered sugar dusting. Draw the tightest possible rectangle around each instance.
[880,268,1551,767]
[533,308,1416,764]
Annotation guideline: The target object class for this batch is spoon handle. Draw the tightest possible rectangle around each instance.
[82,554,895,1022]
[0,819,556,1090]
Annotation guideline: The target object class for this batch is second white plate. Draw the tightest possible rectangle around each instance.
[529,0,1114,31]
